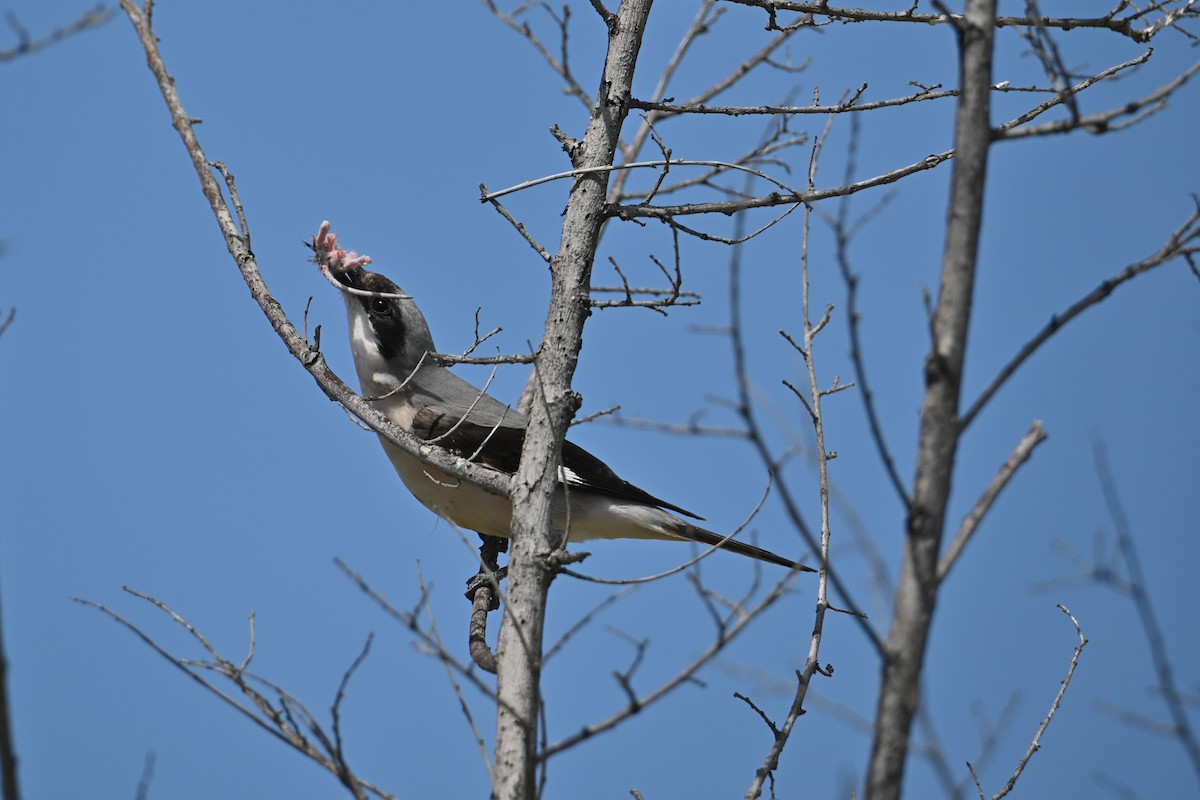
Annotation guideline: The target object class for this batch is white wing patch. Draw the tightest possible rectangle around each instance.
[558,464,587,488]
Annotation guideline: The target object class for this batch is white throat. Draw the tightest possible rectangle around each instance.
[345,303,402,397]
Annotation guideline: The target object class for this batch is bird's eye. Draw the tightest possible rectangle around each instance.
[370,297,391,315]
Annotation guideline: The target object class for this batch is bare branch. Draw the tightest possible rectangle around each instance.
[937,420,1048,582]
[995,52,1199,139]
[1018,0,1082,124]
[746,120,842,800]
[493,5,656,796]
[604,51,1189,230]
[479,182,553,263]
[544,587,636,663]
[980,604,1088,800]
[961,203,1200,431]
[630,84,960,116]
[726,135,884,656]
[74,590,394,800]
[591,242,700,313]
[540,576,793,760]
[616,129,810,203]
[431,351,537,366]
[331,634,375,793]
[601,411,749,440]
[607,6,803,203]
[481,0,592,110]
[483,158,803,204]
[608,150,951,221]
[334,559,502,705]
[0,572,20,800]
[1093,443,1200,787]
[114,2,515,509]
[132,751,155,800]
[866,2,997,795]
[827,129,909,505]
[416,567,494,779]
[644,2,722,122]
[724,0,1197,43]
[0,4,112,62]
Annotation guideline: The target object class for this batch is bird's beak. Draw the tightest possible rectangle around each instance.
[334,267,365,290]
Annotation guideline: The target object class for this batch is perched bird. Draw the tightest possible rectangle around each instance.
[332,264,812,571]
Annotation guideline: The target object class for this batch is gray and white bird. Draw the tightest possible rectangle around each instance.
[334,266,812,572]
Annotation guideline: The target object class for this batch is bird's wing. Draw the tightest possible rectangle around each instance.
[412,406,525,472]
[411,406,704,521]
[558,438,704,520]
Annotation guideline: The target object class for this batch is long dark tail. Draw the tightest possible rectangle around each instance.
[674,522,816,572]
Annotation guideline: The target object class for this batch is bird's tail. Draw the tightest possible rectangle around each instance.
[666,519,816,572]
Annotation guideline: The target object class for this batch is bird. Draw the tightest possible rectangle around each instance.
[331,264,813,572]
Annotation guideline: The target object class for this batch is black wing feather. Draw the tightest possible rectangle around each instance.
[411,408,702,520]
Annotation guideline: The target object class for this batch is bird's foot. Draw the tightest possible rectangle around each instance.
[464,566,507,611]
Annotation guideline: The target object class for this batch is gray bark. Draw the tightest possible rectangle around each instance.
[864,2,996,798]
[491,4,654,799]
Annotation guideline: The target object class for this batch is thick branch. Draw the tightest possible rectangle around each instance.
[865,3,996,798]
[492,4,654,800]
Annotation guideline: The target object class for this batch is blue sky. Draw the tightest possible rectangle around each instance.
[2,2,1198,798]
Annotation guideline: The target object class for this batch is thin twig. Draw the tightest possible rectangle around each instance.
[544,587,636,663]
[608,4,803,204]
[479,184,553,263]
[745,113,840,799]
[981,604,1087,800]
[483,158,802,204]
[994,51,1194,139]
[415,566,494,779]
[74,590,395,800]
[0,572,19,800]
[961,205,1200,431]
[133,750,155,800]
[828,114,910,507]
[331,634,374,770]
[726,118,883,656]
[724,0,1195,42]
[539,576,793,760]
[630,84,960,116]
[0,5,112,62]
[482,0,593,111]
[333,559,503,705]
[937,420,1048,582]
[1094,442,1200,786]
[608,150,952,222]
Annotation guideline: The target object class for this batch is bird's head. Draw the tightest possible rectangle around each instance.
[335,267,437,395]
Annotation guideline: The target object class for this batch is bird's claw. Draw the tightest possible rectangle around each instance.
[465,567,507,611]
